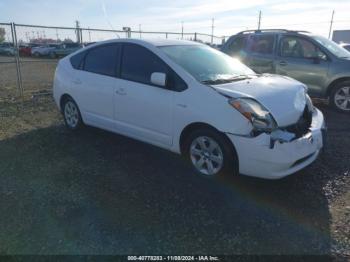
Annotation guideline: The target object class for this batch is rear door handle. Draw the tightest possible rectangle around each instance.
[279,61,288,66]
[116,88,126,95]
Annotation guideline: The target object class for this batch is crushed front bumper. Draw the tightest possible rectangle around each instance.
[227,108,325,179]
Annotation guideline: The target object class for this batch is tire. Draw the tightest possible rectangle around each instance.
[330,81,350,113]
[62,97,83,130]
[183,128,238,179]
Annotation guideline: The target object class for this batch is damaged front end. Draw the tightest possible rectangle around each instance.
[269,105,313,149]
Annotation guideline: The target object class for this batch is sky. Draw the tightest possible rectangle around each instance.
[1,0,350,43]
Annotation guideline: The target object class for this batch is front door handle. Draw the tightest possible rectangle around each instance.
[279,61,288,66]
[116,88,126,95]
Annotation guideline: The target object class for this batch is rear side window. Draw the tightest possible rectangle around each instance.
[83,44,120,77]
[247,34,275,55]
[121,44,168,85]
[70,51,85,69]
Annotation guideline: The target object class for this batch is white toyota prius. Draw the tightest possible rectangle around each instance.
[53,39,326,179]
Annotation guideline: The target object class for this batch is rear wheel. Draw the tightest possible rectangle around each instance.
[183,128,238,178]
[330,81,350,113]
[62,97,83,130]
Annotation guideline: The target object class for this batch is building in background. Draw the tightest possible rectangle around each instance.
[332,30,350,44]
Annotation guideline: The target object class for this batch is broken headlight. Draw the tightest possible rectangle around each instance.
[229,98,277,132]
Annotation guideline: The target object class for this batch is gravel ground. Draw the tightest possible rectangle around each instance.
[0,97,349,258]
[0,56,57,102]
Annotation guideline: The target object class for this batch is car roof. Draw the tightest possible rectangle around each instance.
[90,38,201,47]
[234,29,319,38]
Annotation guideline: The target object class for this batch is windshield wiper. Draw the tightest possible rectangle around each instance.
[201,74,251,85]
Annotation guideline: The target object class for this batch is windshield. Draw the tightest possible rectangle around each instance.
[312,35,350,58]
[159,45,254,83]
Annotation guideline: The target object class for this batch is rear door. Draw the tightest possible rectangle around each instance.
[71,44,120,130]
[113,43,174,147]
[275,35,330,96]
[244,34,277,74]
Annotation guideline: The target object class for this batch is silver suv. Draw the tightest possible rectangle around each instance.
[221,29,350,113]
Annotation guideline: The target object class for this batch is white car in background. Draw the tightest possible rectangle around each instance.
[31,44,58,57]
[53,39,326,179]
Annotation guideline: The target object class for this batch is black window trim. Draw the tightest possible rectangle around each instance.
[120,43,187,92]
[70,42,188,92]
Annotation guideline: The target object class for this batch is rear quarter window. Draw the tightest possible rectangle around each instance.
[70,51,85,70]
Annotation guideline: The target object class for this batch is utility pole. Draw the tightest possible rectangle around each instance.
[258,10,262,30]
[139,24,142,38]
[88,27,91,42]
[211,18,215,45]
[75,20,81,43]
[181,21,184,39]
[328,10,335,39]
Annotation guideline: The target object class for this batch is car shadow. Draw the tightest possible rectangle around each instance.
[0,119,341,256]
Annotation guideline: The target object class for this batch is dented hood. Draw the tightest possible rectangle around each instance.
[213,75,307,127]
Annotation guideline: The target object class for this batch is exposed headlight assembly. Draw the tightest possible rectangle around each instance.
[305,94,315,113]
[229,98,277,132]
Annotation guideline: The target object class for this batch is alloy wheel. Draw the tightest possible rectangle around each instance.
[64,101,79,128]
[334,86,350,111]
[190,136,224,176]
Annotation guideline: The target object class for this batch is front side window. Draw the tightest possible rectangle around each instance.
[247,34,275,55]
[121,44,168,85]
[83,44,120,76]
[280,36,326,59]
[160,45,254,83]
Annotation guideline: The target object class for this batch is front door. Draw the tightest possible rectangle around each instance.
[275,35,330,97]
[114,43,173,147]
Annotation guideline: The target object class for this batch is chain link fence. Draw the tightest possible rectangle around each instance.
[0,22,226,105]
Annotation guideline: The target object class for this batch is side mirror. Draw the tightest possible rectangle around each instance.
[150,72,167,87]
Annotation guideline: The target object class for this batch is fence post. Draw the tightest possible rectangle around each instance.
[80,28,83,43]
[10,22,23,98]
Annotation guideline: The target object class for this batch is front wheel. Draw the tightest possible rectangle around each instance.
[183,128,238,178]
[62,97,83,130]
[330,82,350,113]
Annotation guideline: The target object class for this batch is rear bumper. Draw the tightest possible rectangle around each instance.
[227,108,325,179]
